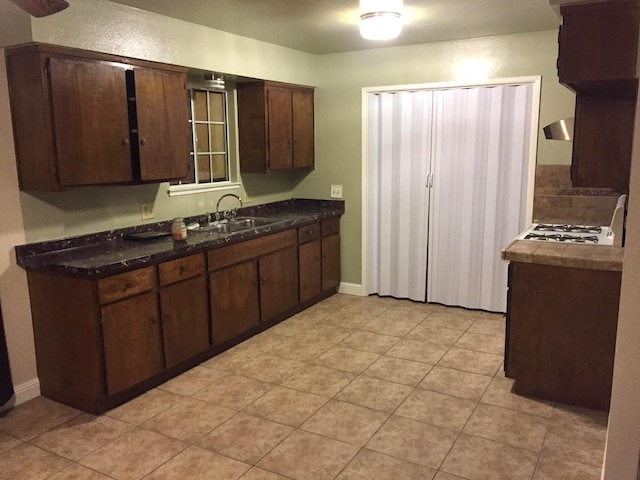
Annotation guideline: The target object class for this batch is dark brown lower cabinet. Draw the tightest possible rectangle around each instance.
[25,219,342,414]
[160,276,209,368]
[210,260,260,345]
[322,233,340,292]
[260,246,299,322]
[101,292,164,395]
[299,240,322,302]
[506,262,621,410]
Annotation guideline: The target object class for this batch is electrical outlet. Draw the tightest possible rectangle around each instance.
[140,203,155,220]
[330,184,343,199]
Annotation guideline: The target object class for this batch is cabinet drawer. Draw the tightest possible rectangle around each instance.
[298,223,320,244]
[208,229,297,271]
[159,254,205,286]
[321,218,340,236]
[98,266,156,304]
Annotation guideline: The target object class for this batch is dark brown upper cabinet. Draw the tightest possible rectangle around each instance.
[558,2,640,88]
[557,1,640,193]
[5,43,190,191]
[237,81,315,173]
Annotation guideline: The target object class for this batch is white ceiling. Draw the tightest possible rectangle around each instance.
[108,0,561,55]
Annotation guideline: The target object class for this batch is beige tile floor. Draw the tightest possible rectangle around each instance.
[0,294,608,480]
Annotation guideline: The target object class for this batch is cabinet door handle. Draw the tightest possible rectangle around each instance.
[179,265,186,275]
[121,138,130,145]
[140,138,147,146]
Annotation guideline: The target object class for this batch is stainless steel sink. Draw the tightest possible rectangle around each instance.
[197,217,284,234]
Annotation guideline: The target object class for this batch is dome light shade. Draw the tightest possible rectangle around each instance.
[360,0,403,40]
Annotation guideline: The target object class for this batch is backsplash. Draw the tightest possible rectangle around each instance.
[533,165,621,225]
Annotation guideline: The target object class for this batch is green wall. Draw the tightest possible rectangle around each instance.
[293,30,575,285]
[5,0,319,242]
[5,0,574,285]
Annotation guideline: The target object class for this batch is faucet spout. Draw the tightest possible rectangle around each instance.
[216,193,243,220]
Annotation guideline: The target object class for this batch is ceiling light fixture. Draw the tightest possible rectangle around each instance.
[359,0,403,41]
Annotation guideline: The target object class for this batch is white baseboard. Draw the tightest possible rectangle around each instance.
[338,282,366,296]
[13,378,40,405]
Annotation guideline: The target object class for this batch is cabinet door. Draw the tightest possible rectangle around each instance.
[322,234,341,292]
[266,87,293,171]
[49,57,133,186]
[558,3,639,84]
[135,68,190,181]
[160,276,209,368]
[101,292,164,395]
[292,90,314,169]
[260,246,299,322]
[210,260,260,345]
[299,240,322,303]
[571,92,635,192]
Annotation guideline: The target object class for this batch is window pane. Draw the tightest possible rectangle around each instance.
[197,154,212,183]
[212,154,227,180]
[210,124,226,152]
[194,91,208,121]
[195,124,209,152]
[209,92,225,122]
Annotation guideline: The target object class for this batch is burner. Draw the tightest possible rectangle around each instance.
[559,234,598,243]
[524,233,551,240]
[534,224,563,232]
[574,235,599,244]
[565,225,602,234]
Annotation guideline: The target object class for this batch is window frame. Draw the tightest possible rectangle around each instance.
[168,83,239,196]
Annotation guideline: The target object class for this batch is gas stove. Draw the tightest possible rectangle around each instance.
[517,223,614,245]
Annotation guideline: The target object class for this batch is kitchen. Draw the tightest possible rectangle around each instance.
[0,0,639,479]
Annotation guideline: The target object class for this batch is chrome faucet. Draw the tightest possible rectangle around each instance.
[216,193,243,221]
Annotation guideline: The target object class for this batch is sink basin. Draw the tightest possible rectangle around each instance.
[197,216,284,234]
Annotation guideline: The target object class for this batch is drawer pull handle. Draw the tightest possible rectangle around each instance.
[179,265,186,274]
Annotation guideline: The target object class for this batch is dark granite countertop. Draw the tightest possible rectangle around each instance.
[16,198,345,278]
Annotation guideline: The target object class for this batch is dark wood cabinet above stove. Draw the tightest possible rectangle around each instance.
[558,2,640,86]
[557,1,640,193]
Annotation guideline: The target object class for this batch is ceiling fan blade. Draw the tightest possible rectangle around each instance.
[9,0,69,17]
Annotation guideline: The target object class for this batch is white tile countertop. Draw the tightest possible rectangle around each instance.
[501,240,623,271]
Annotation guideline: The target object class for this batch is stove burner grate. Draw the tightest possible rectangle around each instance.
[524,232,599,243]
[534,224,602,234]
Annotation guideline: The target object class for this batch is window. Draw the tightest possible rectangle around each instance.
[169,86,237,196]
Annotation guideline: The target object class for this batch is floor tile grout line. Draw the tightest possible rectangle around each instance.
[2,297,605,480]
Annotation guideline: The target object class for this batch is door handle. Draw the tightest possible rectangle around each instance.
[426,172,434,188]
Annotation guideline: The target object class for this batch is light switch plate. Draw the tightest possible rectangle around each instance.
[331,184,343,199]
[140,203,155,220]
